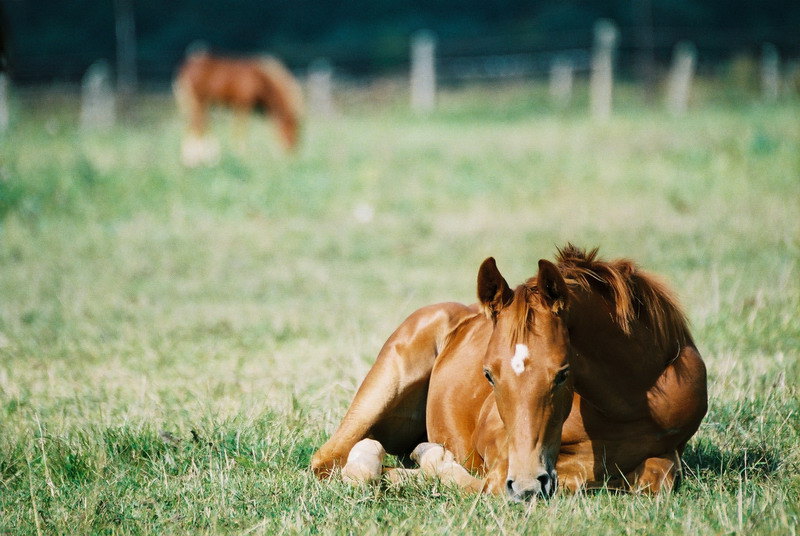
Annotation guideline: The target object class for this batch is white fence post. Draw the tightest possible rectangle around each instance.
[410,30,436,113]
[785,60,800,97]
[665,41,697,116]
[0,73,8,133]
[114,0,137,102]
[549,57,574,109]
[308,58,335,117]
[590,19,618,120]
[761,43,780,103]
[81,60,116,131]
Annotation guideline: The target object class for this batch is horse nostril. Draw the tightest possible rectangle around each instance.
[506,478,538,502]
[537,473,553,497]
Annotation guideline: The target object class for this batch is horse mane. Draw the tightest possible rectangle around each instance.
[552,243,692,349]
[506,284,534,348]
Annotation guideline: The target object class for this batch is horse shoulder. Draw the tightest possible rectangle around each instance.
[647,344,708,438]
[394,301,478,352]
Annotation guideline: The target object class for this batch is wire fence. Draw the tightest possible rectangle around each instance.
[5,24,800,85]
[2,20,798,134]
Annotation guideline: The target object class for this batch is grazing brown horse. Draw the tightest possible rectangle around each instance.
[173,51,303,166]
[311,245,707,500]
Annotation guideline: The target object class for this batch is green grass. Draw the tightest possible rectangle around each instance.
[0,83,798,534]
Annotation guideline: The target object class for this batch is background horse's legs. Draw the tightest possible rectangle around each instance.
[189,103,207,138]
[311,303,476,477]
[180,107,219,167]
[174,80,218,167]
[172,77,207,138]
[277,114,300,152]
[233,107,250,154]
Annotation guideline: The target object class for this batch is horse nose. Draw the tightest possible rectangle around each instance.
[506,478,532,502]
[505,478,515,495]
[505,478,537,502]
[506,473,555,502]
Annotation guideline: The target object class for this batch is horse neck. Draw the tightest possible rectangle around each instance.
[566,288,675,419]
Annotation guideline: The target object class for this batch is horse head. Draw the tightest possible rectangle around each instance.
[477,257,574,502]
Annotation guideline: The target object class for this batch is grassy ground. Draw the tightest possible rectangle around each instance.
[0,83,798,534]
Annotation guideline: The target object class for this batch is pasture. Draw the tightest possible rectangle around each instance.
[0,84,798,534]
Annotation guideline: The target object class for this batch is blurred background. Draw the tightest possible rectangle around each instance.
[3,0,799,91]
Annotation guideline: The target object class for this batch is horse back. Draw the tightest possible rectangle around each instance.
[177,54,264,106]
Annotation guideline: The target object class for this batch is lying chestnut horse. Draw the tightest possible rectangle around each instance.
[173,51,303,166]
[312,245,707,500]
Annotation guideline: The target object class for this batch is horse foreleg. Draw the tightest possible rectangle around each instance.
[180,115,219,167]
[175,80,207,138]
[412,443,486,493]
[311,302,477,478]
[233,107,250,153]
[174,79,218,167]
[469,395,510,496]
[627,451,682,494]
[341,439,386,484]
[596,450,681,494]
[189,104,208,138]
[277,114,300,152]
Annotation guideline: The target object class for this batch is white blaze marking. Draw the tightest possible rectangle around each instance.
[510,344,529,375]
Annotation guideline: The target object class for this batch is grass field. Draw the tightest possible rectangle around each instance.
[1,83,798,534]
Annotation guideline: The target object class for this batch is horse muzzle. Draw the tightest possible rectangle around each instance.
[505,470,557,502]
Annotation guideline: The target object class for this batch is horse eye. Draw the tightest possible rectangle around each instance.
[554,368,570,386]
[483,369,495,386]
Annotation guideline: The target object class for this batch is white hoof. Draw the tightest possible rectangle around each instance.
[411,442,448,470]
[341,439,385,484]
[181,134,220,167]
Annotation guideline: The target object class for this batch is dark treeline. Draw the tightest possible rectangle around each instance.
[4,0,800,84]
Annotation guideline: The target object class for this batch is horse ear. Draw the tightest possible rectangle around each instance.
[537,259,569,312]
[477,257,514,319]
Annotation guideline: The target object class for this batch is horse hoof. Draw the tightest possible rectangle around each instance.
[411,442,445,465]
[341,439,385,484]
[310,455,336,479]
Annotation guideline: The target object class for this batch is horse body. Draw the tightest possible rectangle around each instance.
[174,52,303,165]
[311,245,707,500]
